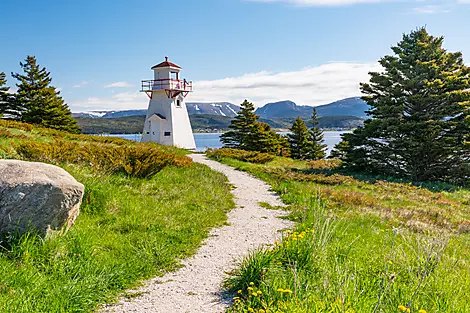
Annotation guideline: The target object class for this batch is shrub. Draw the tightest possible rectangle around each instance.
[206,148,275,164]
[14,139,191,178]
[308,158,342,170]
[0,120,33,132]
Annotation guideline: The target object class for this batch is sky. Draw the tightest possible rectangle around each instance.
[0,0,469,112]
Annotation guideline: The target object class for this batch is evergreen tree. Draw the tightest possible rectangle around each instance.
[221,99,258,149]
[307,107,327,160]
[0,72,13,118]
[250,122,287,155]
[12,56,80,133]
[342,28,470,182]
[288,117,311,160]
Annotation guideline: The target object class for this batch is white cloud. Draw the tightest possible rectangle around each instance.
[69,62,381,112]
[412,5,449,13]
[187,62,381,107]
[251,0,470,9]
[250,0,388,6]
[104,81,134,88]
[73,81,88,88]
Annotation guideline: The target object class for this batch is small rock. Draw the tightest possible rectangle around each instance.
[0,160,84,238]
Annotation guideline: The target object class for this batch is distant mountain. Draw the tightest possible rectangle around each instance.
[255,101,312,119]
[315,97,369,118]
[73,110,147,119]
[186,102,240,117]
[73,102,240,119]
[255,97,369,119]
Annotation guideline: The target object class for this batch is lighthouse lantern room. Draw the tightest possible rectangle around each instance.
[141,57,196,150]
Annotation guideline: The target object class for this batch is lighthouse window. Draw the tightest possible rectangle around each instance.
[176,99,181,107]
[164,132,171,136]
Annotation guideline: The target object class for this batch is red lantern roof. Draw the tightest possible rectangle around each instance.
[151,57,182,69]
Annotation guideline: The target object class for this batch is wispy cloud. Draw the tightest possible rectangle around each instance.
[69,62,381,112]
[73,81,89,88]
[104,81,134,88]
[412,4,451,14]
[249,0,388,6]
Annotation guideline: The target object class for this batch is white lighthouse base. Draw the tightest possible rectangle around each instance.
[142,95,196,150]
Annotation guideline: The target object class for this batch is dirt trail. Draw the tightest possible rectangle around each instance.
[103,154,292,313]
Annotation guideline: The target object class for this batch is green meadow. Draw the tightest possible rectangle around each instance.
[207,150,470,313]
[0,121,234,313]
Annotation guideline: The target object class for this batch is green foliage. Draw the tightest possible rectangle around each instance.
[221,100,259,149]
[214,157,470,313]
[206,148,275,164]
[221,100,289,155]
[288,109,327,160]
[308,108,327,160]
[288,117,310,160]
[11,56,80,133]
[342,28,470,183]
[0,122,234,312]
[14,139,191,178]
[0,72,14,118]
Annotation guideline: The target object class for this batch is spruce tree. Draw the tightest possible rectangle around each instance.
[249,122,286,154]
[308,107,327,160]
[0,72,13,118]
[288,117,311,160]
[12,56,80,133]
[221,99,258,149]
[342,28,470,182]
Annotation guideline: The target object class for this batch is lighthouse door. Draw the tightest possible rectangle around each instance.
[149,120,161,143]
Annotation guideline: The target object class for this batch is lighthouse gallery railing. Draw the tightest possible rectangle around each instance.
[141,79,193,92]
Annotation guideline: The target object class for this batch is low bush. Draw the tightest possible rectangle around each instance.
[206,148,275,164]
[308,158,342,170]
[0,120,33,132]
[14,139,192,178]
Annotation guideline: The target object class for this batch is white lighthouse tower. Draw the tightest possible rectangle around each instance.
[141,57,196,150]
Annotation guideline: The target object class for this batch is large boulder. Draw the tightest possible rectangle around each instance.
[0,160,84,238]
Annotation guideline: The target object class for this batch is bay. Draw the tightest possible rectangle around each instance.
[105,131,348,155]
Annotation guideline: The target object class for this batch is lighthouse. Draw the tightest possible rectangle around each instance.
[141,57,196,150]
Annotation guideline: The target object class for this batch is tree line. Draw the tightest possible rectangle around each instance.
[224,28,470,184]
[0,56,79,133]
[221,99,328,160]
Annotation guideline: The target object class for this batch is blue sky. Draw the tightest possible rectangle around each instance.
[1,0,469,111]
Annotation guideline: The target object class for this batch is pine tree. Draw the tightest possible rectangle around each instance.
[221,99,258,149]
[307,107,327,160]
[288,117,311,160]
[12,56,80,133]
[249,122,286,155]
[342,28,470,182]
[0,72,13,118]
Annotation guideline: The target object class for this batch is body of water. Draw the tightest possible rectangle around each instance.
[106,131,348,155]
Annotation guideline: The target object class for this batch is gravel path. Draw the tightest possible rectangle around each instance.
[102,154,292,313]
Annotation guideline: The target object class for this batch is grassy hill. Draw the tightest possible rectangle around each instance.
[76,114,364,134]
[207,149,470,313]
[0,120,234,312]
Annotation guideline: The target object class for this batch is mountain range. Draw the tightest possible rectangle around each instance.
[73,97,368,119]
[73,97,369,133]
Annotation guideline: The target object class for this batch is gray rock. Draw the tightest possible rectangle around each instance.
[0,160,84,237]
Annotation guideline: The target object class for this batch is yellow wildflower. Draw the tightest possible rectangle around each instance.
[247,287,254,291]
[277,288,284,292]
[257,290,262,295]
[250,282,255,286]
[419,310,427,313]
[237,289,242,294]
[283,289,293,294]
[259,310,266,313]
[398,305,407,312]
[252,292,258,297]
[248,308,255,313]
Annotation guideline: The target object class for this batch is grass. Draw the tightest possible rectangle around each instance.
[209,154,470,313]
[0,121,235,313]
